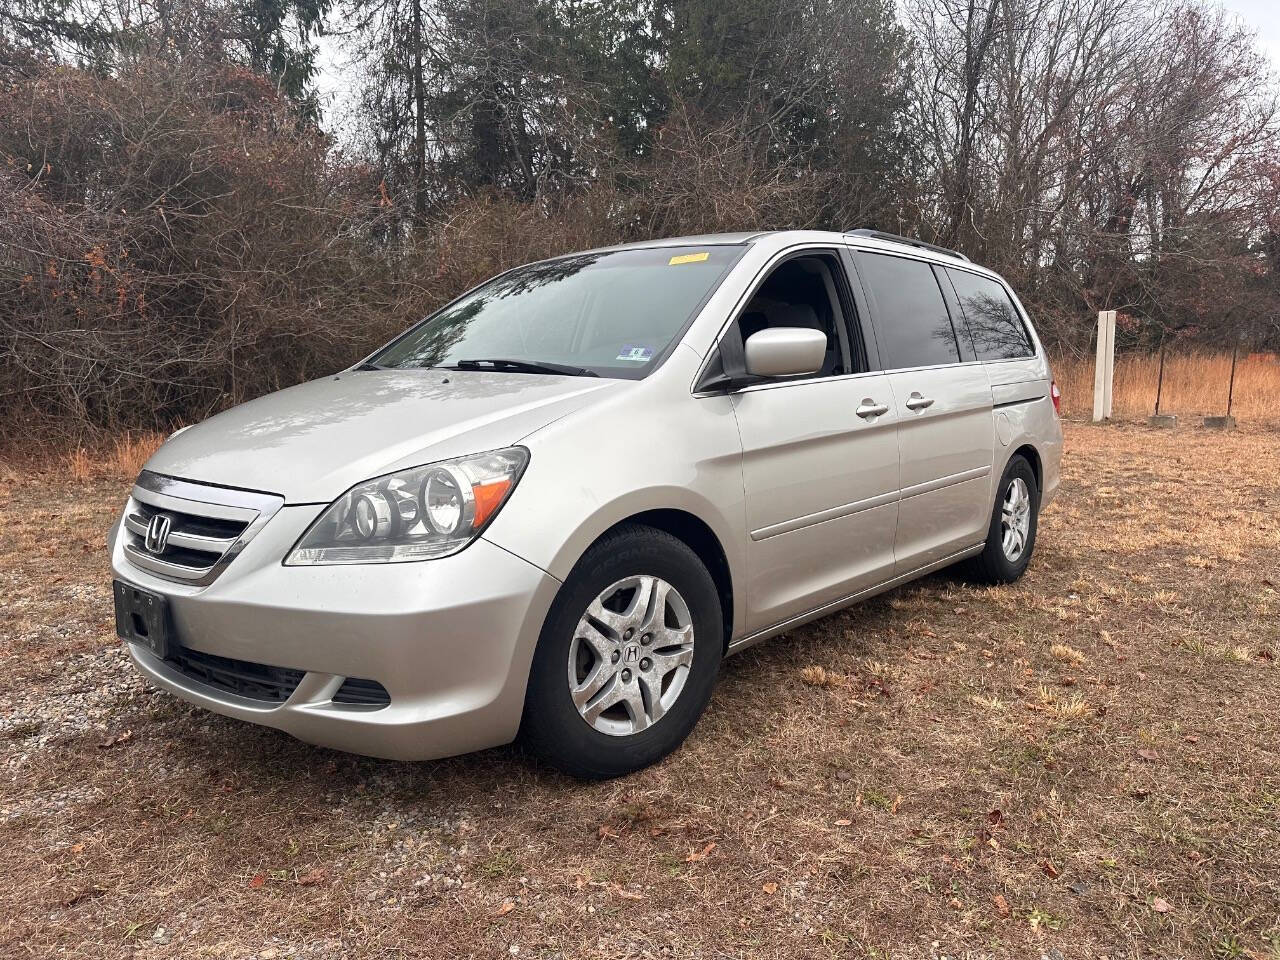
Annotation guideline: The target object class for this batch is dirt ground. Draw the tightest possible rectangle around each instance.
[2,421,1278,959]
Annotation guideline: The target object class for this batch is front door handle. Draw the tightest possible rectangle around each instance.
[856,400,890,419]
[904,392,935,411]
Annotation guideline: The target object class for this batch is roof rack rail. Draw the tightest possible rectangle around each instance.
[845,228,970,262]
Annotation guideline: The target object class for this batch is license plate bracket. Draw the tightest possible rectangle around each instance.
[113,580,172,661]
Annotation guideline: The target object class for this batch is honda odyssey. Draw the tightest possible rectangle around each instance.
[109,229,1063,778]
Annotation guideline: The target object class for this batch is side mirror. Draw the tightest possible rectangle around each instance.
[743,327,827,379]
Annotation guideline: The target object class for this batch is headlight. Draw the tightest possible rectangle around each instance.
[285,447,528,565]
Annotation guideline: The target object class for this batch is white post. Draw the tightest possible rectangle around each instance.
[1092,310,1116,422]
[1103,310,1115,418]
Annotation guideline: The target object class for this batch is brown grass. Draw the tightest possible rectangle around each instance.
[1048,643,1087,666]
[2,422,1279,958]
[62,430,166,481]
[1052,350,1280,421]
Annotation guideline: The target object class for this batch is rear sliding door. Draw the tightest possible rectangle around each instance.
[852,251,994,573]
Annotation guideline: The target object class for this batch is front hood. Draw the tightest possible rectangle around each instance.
[145,369,622,502]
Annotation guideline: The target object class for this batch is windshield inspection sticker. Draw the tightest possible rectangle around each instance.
[616,345,655,362]
[668,251,710,265]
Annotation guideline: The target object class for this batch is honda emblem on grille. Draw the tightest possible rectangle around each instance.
[144,513,172,553]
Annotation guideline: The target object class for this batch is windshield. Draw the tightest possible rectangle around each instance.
[371,245,746,379]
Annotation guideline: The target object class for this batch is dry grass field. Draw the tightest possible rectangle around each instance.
[2,421,1279,959]
[1053,351,1280,422]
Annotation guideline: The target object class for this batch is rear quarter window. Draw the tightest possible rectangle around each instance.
[946,269,1035,361]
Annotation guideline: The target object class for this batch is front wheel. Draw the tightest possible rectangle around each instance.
[520,525,722,779]
[963,455,1040,585]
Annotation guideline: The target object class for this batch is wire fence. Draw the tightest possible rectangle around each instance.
[1052,347,1280,422]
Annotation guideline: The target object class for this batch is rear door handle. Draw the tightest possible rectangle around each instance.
[856,400,890,419]
[904,392,935,411]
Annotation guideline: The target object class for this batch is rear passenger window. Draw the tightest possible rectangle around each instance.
[947,269,1034,360]
[855,253,960,369]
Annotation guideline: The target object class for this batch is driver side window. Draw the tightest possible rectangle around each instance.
[731,252,862,379]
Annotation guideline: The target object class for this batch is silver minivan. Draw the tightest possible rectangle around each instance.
[109,230,1063,778]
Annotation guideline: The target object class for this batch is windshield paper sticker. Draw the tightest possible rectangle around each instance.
[669,251,709,265]
[617,345,654,362]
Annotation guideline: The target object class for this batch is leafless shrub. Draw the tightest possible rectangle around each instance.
[0,50,411,442]
[1,0,1278,444]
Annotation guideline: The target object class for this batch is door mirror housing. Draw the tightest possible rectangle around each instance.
[743,328,827,379]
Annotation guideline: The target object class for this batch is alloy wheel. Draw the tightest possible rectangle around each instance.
[1001,476,1032,562]
[567,575,696,737]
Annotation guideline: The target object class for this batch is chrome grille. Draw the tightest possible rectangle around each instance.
[121,471,283,585]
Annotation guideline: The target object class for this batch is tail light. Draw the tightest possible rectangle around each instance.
[1050,380,1062,415]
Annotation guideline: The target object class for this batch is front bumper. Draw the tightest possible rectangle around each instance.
[109,503,562,761]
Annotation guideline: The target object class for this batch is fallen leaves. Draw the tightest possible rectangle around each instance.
[59,886,108,908]
[685,841,717,863]
[993,893,1011,917]
[496,900,515,916]
[1151,897,1172,913]
[573,875,645,901]
[98,729,133,750]
[248,872,266,889]
[761,882,778,895]
[977,809,1004,853]
[296,868,326,887]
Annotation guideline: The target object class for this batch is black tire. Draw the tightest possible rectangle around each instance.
[520,524,722,779]
[962,454,1040,585]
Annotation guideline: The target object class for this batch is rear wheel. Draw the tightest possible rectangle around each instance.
[963,455,1040,585]
[520,525,722,779]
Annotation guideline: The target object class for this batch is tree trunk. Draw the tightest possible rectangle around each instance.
[413,0,427,224]
[942,0,1002,249]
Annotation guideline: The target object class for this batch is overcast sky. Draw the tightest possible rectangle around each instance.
[1222,0,1280,63]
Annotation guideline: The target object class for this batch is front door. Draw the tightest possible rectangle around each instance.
[726,250,901,632]
[734,377,901,630]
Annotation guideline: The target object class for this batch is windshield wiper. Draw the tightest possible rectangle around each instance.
[449,358,598,377]
[354,361,387,371]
